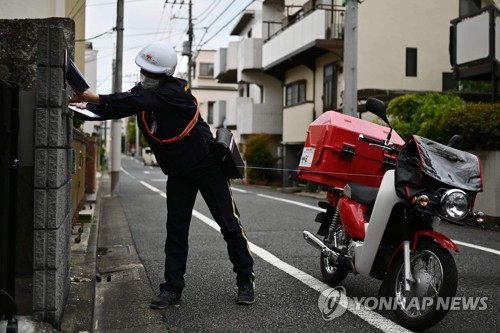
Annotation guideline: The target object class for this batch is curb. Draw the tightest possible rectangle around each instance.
[60,180,101,332]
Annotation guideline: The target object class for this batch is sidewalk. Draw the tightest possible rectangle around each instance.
[61,173,165,332]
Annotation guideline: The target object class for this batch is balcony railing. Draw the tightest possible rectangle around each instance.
[238,38,263,71]
[264,2,345,42]
[262,2,346,73]
[236,97,282,135]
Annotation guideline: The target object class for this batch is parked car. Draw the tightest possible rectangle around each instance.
[142,147,158,166]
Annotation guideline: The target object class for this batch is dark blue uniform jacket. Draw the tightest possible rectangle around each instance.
[86,76,214,175]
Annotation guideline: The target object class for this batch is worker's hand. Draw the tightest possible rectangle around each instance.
[69,102,87,109]
[68,92,84,103]
[68,89,100,104]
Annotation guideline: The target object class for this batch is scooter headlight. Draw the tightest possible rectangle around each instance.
[440,189,470,220]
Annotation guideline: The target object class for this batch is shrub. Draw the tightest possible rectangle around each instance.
[386,92,500,150]
[243,133,277,184]
[386,93,466,142]
[440,103,500,150]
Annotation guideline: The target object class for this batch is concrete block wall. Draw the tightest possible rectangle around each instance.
[33,24,74,326]
[475,151,500,219]
[0,18,75,328]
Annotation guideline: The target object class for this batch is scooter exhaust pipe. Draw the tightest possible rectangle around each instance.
[303,231,339,261]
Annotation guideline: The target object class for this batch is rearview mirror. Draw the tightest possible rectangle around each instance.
[366,97,390,126]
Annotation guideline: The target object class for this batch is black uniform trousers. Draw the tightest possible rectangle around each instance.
[160,155,255,293]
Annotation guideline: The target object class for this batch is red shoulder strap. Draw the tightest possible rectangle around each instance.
[141,96,199,145]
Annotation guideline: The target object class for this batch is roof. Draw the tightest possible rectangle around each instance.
[230,10,255,36]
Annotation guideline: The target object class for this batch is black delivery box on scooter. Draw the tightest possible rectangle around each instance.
[212,128,244,179]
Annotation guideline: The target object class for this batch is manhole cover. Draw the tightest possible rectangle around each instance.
[98,266,141,283]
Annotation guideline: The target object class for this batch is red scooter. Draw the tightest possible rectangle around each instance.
[301,98,484,330]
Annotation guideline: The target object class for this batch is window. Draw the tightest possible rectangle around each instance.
[323,63,337,111]
[285,80,306,106]
[459,0,481,16]
[207,101,214,124]
[406,48,417,77]
[199,63,214,77]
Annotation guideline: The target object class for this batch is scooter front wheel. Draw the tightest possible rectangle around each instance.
[386,239,457,331]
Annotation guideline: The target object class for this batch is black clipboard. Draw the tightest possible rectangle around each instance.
[66,59,90,93]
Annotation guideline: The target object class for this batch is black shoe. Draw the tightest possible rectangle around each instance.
[237,282,255,305]
[150,290,182,309]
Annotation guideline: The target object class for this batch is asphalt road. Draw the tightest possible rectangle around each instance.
[117,155,500,332]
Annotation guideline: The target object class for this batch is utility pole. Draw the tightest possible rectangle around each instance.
[188,0,193,87]
[135,119,140,159]
[111,0,124,195]
[343,0,358,117]
[167,0,193,85]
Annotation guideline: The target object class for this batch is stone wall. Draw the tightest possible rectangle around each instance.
[0,18,75,327]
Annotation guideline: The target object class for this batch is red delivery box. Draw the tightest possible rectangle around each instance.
[298,111,404,188]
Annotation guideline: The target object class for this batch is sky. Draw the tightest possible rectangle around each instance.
[85,0,254,93]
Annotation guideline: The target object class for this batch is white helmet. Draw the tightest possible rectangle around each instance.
[135,41,177,76]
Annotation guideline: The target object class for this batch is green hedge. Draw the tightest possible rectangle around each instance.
[440,103,500,150]
[386,93,465,142]
[386,93,500,150]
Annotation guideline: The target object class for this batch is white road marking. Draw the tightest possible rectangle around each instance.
[230,187,249,193]
[139,181,410,332]
[135,176,500,256]
[248,190,500,257]
[120,167,134,178]
[453,240,500,256]
[256,193,324,212]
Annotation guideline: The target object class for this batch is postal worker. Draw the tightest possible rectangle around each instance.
[69,41,255,308]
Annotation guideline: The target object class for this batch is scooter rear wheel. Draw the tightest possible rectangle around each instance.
[320,224,348,285]
[320,252,348,285]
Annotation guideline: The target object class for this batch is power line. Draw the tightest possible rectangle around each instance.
[195,0,254,51]
[204,0,236,29]
[195,0,222,25]
[154,1,169,40]
[193,0,236,50]
[86,0,154,6]
[76,27,116,42]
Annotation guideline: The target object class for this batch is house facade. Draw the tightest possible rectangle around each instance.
[189,50,238,136]
[214,0,496,186]
[214,1,284,166]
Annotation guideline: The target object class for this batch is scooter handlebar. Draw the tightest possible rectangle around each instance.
[358,134,386,146]
[358,134,400,155]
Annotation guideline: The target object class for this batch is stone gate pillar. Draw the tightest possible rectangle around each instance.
[0,18,75,328]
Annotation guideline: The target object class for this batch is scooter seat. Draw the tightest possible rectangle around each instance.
[344,183,379,205]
